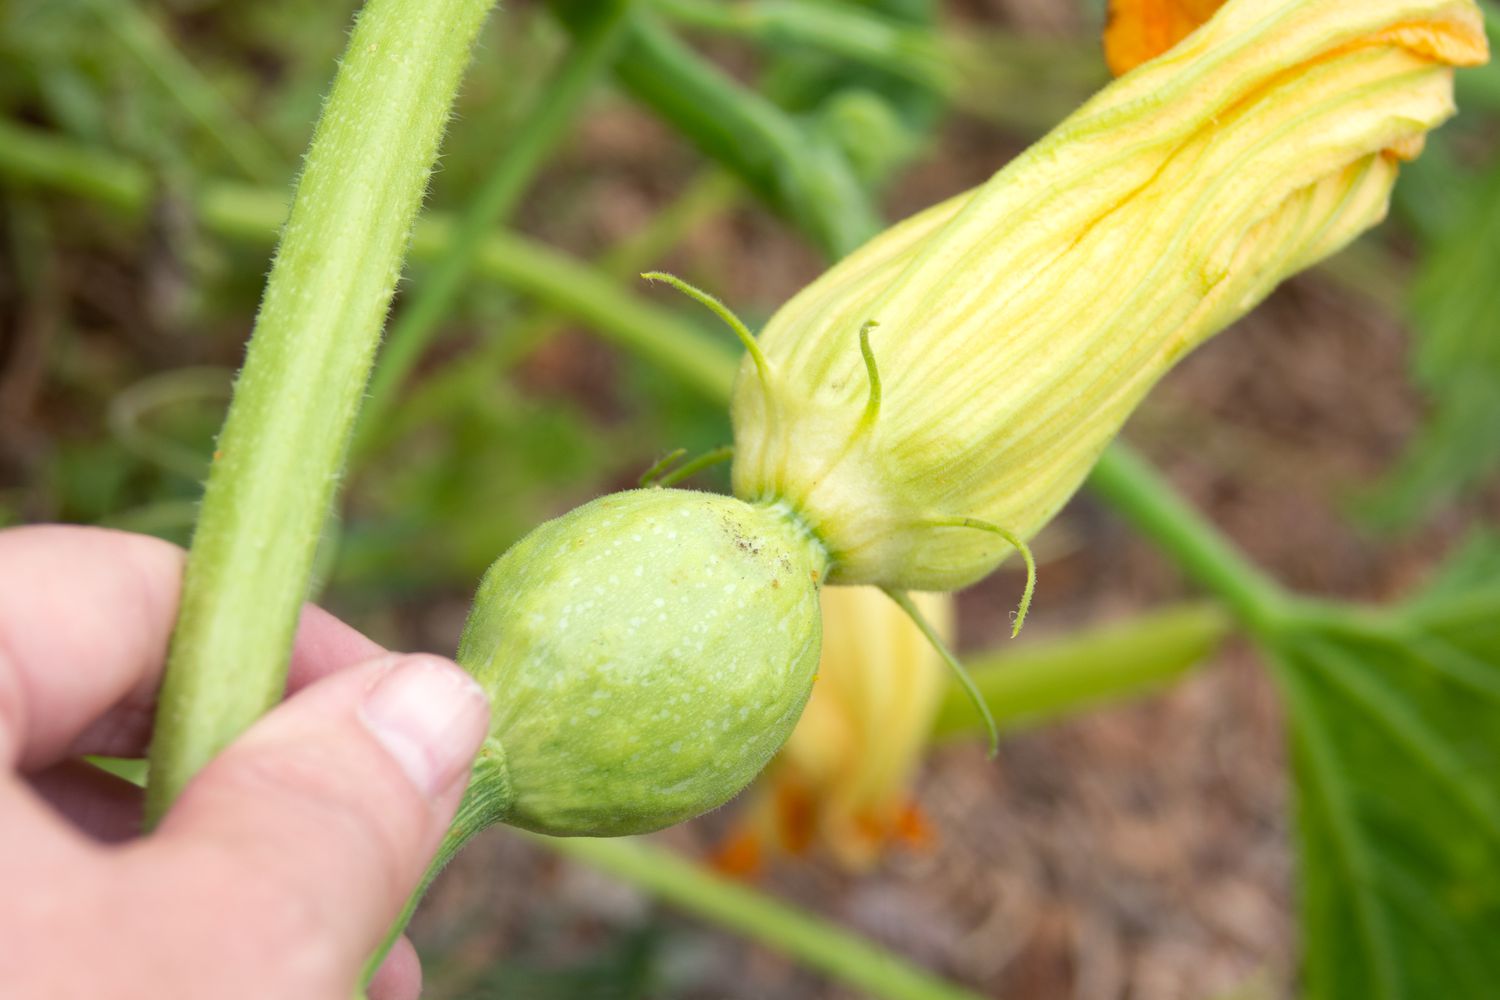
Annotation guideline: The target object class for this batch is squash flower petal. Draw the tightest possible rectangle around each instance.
[730,0,1488,592]
[724,587,953,871]
[1105,0,1229,76]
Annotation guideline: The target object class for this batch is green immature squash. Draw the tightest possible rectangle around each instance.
[458,488,828,836]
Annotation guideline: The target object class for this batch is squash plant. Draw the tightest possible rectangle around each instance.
[2,0,1499,998]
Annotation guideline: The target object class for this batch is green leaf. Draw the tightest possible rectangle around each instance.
[1407,531,1500,612]
[1268,578,1500,999]
[1364,159,1500,527]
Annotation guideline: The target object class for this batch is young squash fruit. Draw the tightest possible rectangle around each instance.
[457,489,826,835]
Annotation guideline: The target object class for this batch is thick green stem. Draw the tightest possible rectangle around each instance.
[1086,445,1293,636]
[142,0,496,823]
[931,602,1232,740]
[351,2,630,461]
[537,835,987,1000]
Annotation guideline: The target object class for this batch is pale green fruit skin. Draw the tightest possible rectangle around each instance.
[458,488,828,837]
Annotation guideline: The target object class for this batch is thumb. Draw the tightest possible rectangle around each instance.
[146,653,489,973]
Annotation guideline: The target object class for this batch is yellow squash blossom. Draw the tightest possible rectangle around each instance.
[729,0,1488,594]
[716,588,954,871]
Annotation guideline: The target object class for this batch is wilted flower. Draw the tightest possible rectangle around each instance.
[729,0,1488,592]
[716,587,954,871]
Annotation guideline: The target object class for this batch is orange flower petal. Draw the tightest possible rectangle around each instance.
[708,828,765,880]
[894,801,938,853]
[1103,0,1227,76]
[772,779,819,856]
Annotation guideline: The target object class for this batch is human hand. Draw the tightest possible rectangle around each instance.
[0,525,490,999]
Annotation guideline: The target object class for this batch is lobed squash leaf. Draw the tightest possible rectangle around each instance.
[1368,156,1500,525]
[1270,544,1500,999]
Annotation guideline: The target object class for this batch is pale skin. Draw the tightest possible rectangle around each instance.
[0,525,491,999]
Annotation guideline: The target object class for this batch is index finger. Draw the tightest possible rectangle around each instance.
[0,525,384,771]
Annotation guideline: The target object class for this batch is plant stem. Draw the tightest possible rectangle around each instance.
[436,216,738,399]
[0,119,153,208]
[537,835,987,1000]
[549,0,881,258]
[82,0,284,183]
[930,602,1232,740]
[351,1,630,462]
[653,0,951,92]
[106,366,230,480]
[362,743,513,985]
[141,0,496,823]
[371,168,739,452]
[0,120,740,404]
[1086,445,1293,637]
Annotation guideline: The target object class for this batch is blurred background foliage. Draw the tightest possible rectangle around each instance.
[3,1,1500,998]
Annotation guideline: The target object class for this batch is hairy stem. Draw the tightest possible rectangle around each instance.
[142,0,496,823]
[351,1,630,461]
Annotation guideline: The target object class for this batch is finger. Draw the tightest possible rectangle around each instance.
[82,606,387,763]
[0,525,389,770]
[0,526,182,770]
[0,771,100,876]
[27,760,144,843]
[368,935,423,1000]
[286,602,387,691]
[148,653,488,966]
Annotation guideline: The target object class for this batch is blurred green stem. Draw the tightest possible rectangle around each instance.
[931,601,1233,739]
[375,168,740,451]
[82,0,284,183]
[550,0,881,258]
[1087,446,1293,637]
[352,1,630,462]
[140,0,496,822]
[652,0,950,91]
[106,366,230,481]
[538,835,987,1000]
[0,120,738,402]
